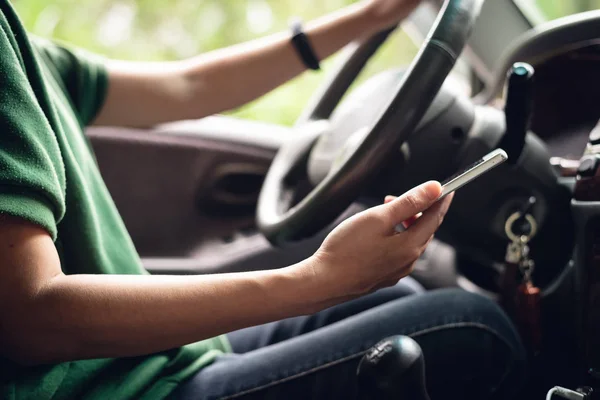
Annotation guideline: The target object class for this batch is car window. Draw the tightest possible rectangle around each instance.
[13,0,419,126]
[518,0,600,21]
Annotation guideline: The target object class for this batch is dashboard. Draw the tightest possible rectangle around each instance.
[531,43,600,158]
[475,10,600,160]
[530,43,600,158]
[531,43,600,135]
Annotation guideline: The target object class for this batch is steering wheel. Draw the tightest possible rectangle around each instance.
[257,0,484,245]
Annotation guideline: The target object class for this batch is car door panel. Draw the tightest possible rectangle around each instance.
[86,117,297,270]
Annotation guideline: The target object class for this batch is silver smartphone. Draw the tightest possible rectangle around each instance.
[438,148,508,200]
[396,149,508,231]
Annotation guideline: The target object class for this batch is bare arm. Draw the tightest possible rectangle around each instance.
[0,181,450,366]
[92,0,420,128]
[0,216,326,365]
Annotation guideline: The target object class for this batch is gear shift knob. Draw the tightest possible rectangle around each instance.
[356,335,430,400]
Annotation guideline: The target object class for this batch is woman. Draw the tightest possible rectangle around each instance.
[0,0,525,399]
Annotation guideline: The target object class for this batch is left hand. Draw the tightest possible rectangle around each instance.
[361,0,424,32]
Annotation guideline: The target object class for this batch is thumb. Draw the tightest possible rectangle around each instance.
[381,181,442,227]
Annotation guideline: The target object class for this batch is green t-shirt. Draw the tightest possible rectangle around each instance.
[0,3,230,399]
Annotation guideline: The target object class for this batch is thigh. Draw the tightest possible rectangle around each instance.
[228,277,424,354]
[172,289,526,400]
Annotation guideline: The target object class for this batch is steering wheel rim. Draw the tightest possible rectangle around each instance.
[257,0,485,246]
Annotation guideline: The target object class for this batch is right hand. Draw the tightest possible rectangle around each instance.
[308,181,453,301]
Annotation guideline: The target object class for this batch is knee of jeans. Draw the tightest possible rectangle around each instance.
[426,289,526,359]
[427,288,509,323]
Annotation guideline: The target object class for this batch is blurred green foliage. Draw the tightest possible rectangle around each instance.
[11,0,599,126]
[535,0,599,20]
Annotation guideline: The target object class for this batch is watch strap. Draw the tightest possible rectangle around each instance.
[289,18,320,71]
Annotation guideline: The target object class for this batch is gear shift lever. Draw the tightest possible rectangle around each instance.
[357,335,430,400]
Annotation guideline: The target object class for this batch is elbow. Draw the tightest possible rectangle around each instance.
[179,63,229,119]
[0,303,81,366]
[180,72,212,119]
[1,332,46,366]
[2,345,47,367]
[1,328,85,366]
[0,326,71,366]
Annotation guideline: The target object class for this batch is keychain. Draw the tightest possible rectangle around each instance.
[502,204,542,354]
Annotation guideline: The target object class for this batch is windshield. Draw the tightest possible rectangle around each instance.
[12,0,417,127]
[519,0,600,22]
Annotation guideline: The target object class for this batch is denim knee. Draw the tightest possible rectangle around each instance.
[407,288,527,399]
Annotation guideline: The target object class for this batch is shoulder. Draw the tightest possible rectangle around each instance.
[29,36,77,74]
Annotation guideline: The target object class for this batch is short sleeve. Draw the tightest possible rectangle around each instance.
[0,18,66,239]
[31,37,109,127]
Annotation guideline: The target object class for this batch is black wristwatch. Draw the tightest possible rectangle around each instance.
[289,18,320,71]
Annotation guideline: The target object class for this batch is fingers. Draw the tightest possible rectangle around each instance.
[385,196,421,229]
[405,193,453,245]
[401,213,422,229]
[379,181,442,228]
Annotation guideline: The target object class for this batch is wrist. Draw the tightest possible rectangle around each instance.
[282,256,340,315]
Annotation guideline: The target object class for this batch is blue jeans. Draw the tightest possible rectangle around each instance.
[172,281,526,400]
